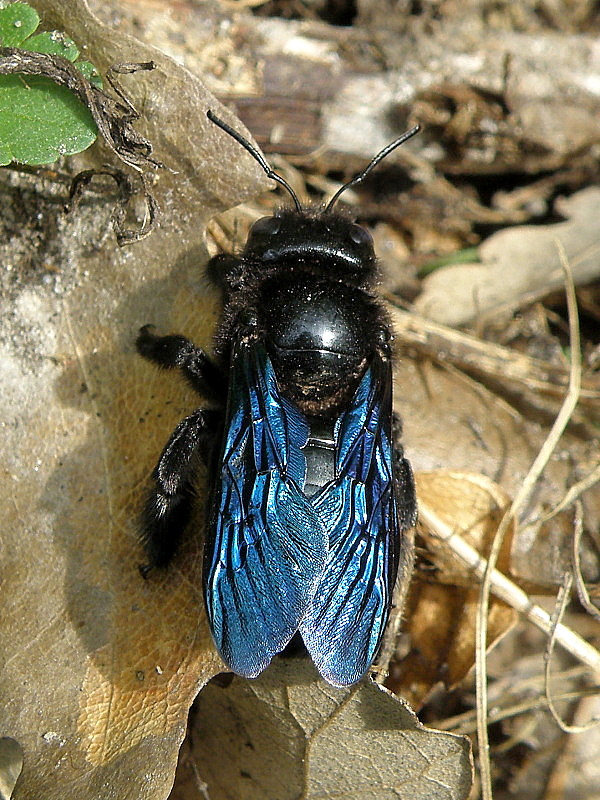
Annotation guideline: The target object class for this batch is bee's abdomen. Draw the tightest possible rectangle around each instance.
[301,418,336,497]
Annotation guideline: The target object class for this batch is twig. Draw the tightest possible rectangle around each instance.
[418,504,600,672]
[540,461,600,522]
[432,678,600,734]
[572,500,600,622]
[388,305,600,408]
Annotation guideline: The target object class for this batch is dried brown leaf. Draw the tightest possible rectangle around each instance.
[180,659,473,800]
[387,472,517,707]
[394,358,600,588]
[415,471,515,584]
[0,2,271,798]
[413,188,600,327]
[36,0,271,225]
[0,738,23,800]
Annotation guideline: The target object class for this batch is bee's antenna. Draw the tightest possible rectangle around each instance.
[207,110,303,213]
[325,125,420,212]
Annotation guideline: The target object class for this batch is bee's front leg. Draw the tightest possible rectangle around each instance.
[136,324,226,402]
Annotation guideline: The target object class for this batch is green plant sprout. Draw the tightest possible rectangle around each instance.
[0,1,101,165]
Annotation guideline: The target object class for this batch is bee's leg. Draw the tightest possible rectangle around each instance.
[136,324,226,402]
[140,407,221,571]
[376,414,417,671]
[391,413,418,531]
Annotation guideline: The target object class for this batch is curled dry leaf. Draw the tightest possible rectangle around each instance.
[386,472,517,708]
[32,0,271,228]
[0,49,162,174]
[415,471,515,585]
[177,658,473,800]
[413,187,600,326]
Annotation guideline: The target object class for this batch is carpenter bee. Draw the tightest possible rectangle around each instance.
[137,110,418,686]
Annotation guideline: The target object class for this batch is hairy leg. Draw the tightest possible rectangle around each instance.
[140,407,221,570]
[137,324,226,402]
[392,412,417,531]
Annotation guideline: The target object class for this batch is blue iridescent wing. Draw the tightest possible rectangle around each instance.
[204,339,328,678]
[299,353,415,686]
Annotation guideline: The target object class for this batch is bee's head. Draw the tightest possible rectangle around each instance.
[206,110,419,282]
[242,208,377,283]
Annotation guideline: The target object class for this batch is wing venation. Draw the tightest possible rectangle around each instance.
[300,353,415,686]
[204,341,328,677]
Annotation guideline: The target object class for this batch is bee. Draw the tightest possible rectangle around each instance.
[137,110,418,686]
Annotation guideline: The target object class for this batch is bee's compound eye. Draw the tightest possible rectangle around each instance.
[250,216,281,237]
[349,224,373,247]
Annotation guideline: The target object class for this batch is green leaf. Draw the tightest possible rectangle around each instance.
[75,60,103,88]
[19,28,103,87]
[0,2,100,165]
[418,247,481,276]
[0,75,98,165]
[0,2,39,47]
[24,30,80,61]
[0,140,11,162]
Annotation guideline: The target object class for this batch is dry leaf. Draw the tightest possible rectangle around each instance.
[395,358,600,588]
[177,658,473,800]
[415,471,515,584]
[387,472,517,707]
[0,2,270,798]
[37,0,271,219]
[0,738,23,800]
[413,188,600,326]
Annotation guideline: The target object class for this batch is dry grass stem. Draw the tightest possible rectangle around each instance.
[388,306,600,408]
[541,462,600,522]
[545,570,600,733]
[572,501,600,622]
[418,504,600,671]
[475,240,582,800]
[433,682,600,735]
